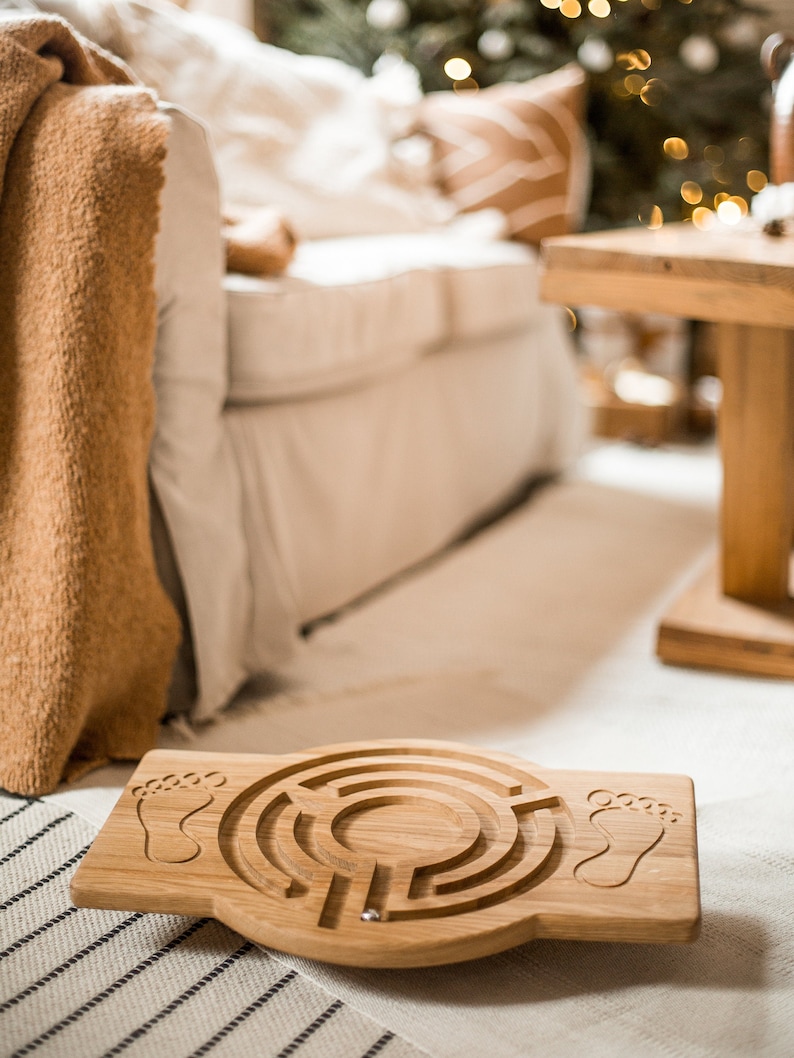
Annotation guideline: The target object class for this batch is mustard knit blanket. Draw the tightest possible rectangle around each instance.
[0,16,180,796]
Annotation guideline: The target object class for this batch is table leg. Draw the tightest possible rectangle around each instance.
[718,322,794,604]
[655,322,794,678]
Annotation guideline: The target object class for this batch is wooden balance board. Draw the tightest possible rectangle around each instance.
[71,740,701,968]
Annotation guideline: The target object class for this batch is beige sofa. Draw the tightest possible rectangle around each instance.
[31,0,588,723]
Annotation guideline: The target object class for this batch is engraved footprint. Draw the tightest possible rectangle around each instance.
[132,772,226,864]
[574,790,682,888]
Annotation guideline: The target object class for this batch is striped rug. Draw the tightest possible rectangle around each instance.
[0,792,425,1058]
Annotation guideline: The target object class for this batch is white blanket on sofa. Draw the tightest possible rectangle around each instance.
[37,0,456,238]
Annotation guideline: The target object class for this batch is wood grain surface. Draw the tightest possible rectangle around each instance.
[541,222,794,678]
[540,223,794,327]
[71,741,701,968]
[657,555,794,677]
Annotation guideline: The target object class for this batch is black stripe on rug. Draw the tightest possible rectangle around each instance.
[0,792,425,1058]
[187,970,302,1057]
[0,813,71,867]
[0,905,82,959]
[98,942,269,1057]
[0,798,36,825]
[10,924,234,1058]
[274,999,344,1057]
[0,842,91,912]
[361,1032,398,1057]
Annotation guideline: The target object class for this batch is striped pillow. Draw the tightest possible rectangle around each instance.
[420,64,590,244]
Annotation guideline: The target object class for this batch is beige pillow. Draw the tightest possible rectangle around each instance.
[420,64,590,244]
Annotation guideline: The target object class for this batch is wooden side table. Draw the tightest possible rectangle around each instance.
[540,223,794,678]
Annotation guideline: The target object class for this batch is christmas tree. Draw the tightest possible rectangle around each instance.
[255,0,772,231]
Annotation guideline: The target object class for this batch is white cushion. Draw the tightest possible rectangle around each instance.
[226,232,542,403]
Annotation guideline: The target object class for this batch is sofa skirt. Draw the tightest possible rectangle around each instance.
[224,306,583,658]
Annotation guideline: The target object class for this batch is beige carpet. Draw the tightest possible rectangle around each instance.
[43,440,794,1057]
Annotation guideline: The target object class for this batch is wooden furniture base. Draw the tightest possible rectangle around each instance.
[581,372,685,446]
[71,741,701,968]
[540,225,794,678]
[657,555,794,678]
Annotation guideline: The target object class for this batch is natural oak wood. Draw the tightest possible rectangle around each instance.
[580,369,685,446]
[541,225,794,328]
[718,323,794,603]
[657,554,794,677]
[540,223,794,677]
[71,741,701,968]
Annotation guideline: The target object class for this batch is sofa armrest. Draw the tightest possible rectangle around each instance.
[150,103,261,720]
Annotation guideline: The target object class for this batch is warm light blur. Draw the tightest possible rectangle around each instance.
[719,196,749,225]
[747,169,768,192]
[444,57,472,81]
[624,73,645,94]
[664,137,689,160]
[588,0,611,16]
[452,77,479,94]
[539,0,561,7]
[639,205,664,229]
[560,0,582,16]
[692,207,716,231]
[716,200,744,225]
[617,49,651,70]
[704,145,725,166]
[640,79,664,106]
[614,368,677,407]
[681,181,702,205]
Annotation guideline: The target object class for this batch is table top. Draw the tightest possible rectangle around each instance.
[540,222,794,327]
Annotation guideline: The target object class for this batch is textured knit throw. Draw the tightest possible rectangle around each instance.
[0,16,180,796]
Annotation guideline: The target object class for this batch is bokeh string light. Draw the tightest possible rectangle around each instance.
[516,0,768,228]
[560,2,760,229]
[263,0,771,232]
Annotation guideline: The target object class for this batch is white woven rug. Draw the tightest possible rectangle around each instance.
[0,792,425,1057]
[11,440,794,1057]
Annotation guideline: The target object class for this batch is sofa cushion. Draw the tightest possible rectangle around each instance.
[420,64,591,245]
[225,231,542,403]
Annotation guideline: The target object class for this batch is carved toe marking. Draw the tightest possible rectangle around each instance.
[574,790,681,888]
[132,772,225,864]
